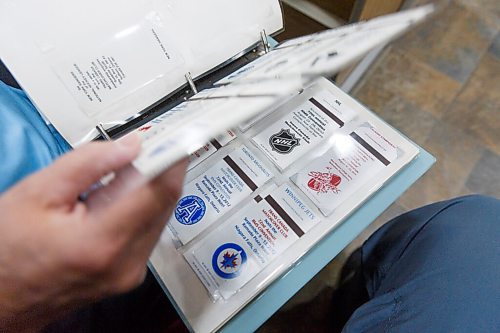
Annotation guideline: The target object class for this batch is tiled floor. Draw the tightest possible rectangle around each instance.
[259,0,499,331]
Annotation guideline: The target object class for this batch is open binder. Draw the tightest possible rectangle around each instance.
[0,1,435,332]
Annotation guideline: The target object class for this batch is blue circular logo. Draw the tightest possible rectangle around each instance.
[174,195,206,225]
[212,243,247,279]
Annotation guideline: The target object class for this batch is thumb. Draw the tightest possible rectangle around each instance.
[36,134,142,205]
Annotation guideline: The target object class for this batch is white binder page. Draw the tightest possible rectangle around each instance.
[0,0,283,146]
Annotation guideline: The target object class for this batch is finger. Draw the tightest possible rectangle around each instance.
[34,134,142,205]
[94,158,187,242]
[80,159,187,294]
[85,165,143,212]
[113,160,189,268]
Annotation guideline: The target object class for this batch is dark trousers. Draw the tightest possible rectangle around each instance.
[337,195,500,332]
[42,271,187,333]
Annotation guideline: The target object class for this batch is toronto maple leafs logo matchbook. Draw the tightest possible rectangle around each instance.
[307,171,342,194]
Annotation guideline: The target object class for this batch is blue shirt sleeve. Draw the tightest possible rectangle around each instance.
[0,81,71,193]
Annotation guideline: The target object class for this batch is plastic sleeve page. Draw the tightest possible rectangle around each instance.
[168,0,283,79]
[127,87,232,146]
[237,5,435,80]
[291,123,398,216]
[133,88,215,142]
[216,48,292,85]
[168,145,274,245]
[252,88,357,170]
[132,78,302,179]
[148,77,421,333]
[133,102,237,171]
[187,130,238,171]
[184,183,320,300]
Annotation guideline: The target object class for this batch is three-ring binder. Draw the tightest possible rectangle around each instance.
[184,72,198,94]
[260,29,270,53]
[96,123,112,141]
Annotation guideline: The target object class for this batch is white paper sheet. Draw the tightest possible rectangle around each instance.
[0,0,284,145]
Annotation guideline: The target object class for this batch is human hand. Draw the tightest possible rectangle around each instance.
[0,135,187,332]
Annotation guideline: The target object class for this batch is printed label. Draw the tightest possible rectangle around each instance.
[292,123,398,215]
[185,184,319,300]
[54,19,184,115]
[168,145,273,244]
[187,130,237,170]
[252,89,356,170]
[271,184,319,233]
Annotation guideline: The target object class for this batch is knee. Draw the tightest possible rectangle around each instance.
[441,194,500,224]
[452,194,499,208]
[363,195,499,265]
[380,194,498,240]
[375,194,499,253]
[416,194,500,246]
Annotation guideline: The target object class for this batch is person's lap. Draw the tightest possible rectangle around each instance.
[341,195,500,332]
